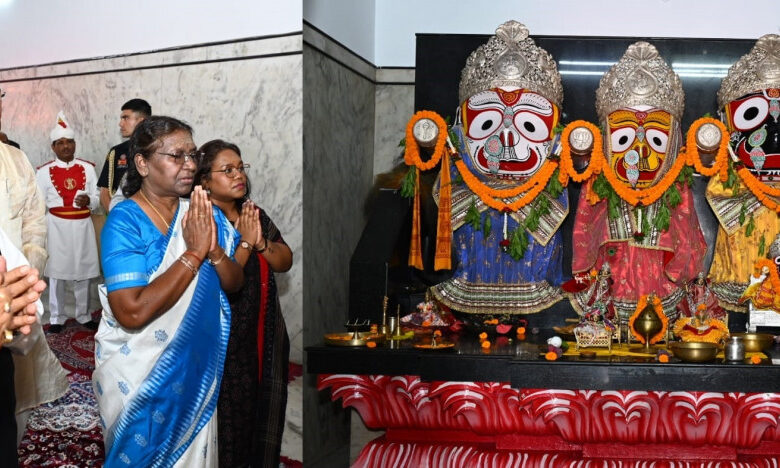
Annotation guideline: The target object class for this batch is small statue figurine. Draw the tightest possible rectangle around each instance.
[676,272,726,320]
[673,279,729,344]
[739,233,780,315]
[581,262,617,324]
[574,263,617,350]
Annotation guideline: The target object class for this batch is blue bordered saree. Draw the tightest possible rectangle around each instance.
[93,199,236,467]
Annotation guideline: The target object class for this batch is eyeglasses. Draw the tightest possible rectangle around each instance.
[211,164,250,178]
[155,151,202,164]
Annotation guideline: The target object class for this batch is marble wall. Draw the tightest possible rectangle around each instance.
[302,23,415,466]
[302,24,375,466]
[373,70,415,177]
[0,33,303,459]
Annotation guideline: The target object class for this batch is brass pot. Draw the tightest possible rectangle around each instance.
[633,302,662,351]
[669,341,719,363]
[731,333,774,352]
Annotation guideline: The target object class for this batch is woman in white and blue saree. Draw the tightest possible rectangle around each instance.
[93,116,243,467]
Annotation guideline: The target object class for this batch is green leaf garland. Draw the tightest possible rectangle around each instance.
[400,168,416,198]
[465,198,481,230]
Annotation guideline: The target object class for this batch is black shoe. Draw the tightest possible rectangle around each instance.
[48,324,63,334]
[82,320,99,331]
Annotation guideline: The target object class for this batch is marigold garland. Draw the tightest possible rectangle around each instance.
[404,111,448,171]
[672,317,729,344]
[454,159,558,212]
[558,120,605,185]
[628,294,669,345]
[684,117,729,181]
[736,166,780,213]
[403,110,453,271]
[558,120,693,207]
[599,150,688,206]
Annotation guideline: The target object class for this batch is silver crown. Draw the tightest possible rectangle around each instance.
[718,34,780,108]
[458,20,563,106]
[768,233,780,260]
[596,42,684,121]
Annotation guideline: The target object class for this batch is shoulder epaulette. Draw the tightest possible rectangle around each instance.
[76,158,96,167]
[36,160,55,171]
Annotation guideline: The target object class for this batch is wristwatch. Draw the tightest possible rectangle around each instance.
[239,240,253,251]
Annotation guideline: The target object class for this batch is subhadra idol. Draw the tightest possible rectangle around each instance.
[428,21,568,316]
[706,34,780,314]
[563,42,706,321]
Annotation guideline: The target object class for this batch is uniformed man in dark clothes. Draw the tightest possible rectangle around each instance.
[97,98,151,211]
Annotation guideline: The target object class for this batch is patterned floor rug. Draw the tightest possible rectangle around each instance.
[18,319,104,467]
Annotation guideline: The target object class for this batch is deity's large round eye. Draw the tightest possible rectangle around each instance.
[733,97,769,131]
[645,129,669,153]
[467,110,502,140]
[774,256,780,266]
[610,127,636,152]
[514,112,550,142]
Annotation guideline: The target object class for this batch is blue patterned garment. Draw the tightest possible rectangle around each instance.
[431,126,568,315]
[94,199,237,467]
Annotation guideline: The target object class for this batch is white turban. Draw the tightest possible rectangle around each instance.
[50,111,75,142]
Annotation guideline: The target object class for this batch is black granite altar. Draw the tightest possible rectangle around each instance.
[308,332,780,393]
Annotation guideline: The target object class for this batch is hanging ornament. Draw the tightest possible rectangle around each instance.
[633,205,645,241]
[502,106,515,128]
[748,125,768,170]
[485,134,503,174]
[500,211,510,252]
[636,125,646,143]
[624,149,640,187]
[748,125,767,147]
[750,147,766,170]
[770,99,780,123]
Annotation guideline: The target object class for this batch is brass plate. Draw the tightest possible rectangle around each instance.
[414,342,455,350]
[669,341,719,362]
[731,333,774,352]
[324,332,386,347]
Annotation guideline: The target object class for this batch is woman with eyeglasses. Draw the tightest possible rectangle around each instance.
[193,139,292,468]
[93,117,243,467]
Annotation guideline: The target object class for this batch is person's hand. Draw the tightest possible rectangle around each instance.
[181,185,214,260]
[74,194,90,208]
[235,200,260,246]
[0,257,45,341]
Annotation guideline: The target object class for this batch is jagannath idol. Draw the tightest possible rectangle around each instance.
[561,42,706,321]
[705,34,780,313]
[404,21,568,317]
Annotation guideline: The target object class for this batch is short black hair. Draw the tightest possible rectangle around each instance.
[121,98,152,117]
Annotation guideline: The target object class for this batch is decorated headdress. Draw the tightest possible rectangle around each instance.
[596,42,684,121]
[718,34,780,108]
[50,111,75,142]
[768,233,780,260]
[458,20,563,107]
